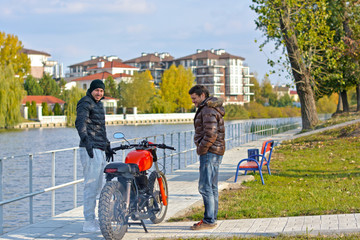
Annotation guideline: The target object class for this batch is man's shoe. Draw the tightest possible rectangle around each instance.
[190,220,217,230]
[83,219,100,233]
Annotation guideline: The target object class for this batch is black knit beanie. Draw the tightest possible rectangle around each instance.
[88,79,105,93]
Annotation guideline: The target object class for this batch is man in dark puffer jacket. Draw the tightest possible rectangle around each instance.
[188,85,225,230]
[75,79,114,233]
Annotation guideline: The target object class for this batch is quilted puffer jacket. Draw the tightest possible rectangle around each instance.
[75,90,108,150]
[193,97,225,156]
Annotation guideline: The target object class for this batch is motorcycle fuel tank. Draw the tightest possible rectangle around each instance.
[125,150,153,171]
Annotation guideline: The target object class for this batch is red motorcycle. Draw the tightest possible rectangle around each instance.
[98,132,175,240]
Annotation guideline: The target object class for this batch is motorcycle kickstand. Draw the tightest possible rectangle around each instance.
[127,220,148,233]
[141,220,148,233]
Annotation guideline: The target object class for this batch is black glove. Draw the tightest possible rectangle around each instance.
[85,140,94,158]
[105,144,116,162]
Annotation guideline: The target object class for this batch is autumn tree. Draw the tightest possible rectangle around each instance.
[251,0,339,129]
[160,64,195,113]
[0,32,30,79]
[120,70,155,112]
[0,32,30,127]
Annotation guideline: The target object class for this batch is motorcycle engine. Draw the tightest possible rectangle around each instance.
[135,172,148,191]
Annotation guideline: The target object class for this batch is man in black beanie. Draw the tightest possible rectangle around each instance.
[75,79,115,232]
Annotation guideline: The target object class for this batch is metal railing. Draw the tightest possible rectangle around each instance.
[0,117,307,234]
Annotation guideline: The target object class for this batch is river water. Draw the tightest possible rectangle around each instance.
[0,124,195,157]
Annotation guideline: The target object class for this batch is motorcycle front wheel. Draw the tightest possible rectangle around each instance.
[148,171,168,224]
[98,181,128,240]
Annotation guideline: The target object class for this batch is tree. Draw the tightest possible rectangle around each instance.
[63,87,85,125]
[160,64,195,112]
[26,101,37,119]
[0,64,27,127]
[175,65,195,112]
[119,70,155,112]
[104,76,118,98]
[278,93,293,107]
[251,0,339,129]
[53,103,62,115]
[41,102,50,116]
[0,32,30,79]
[260,76,277,106]
[250,72,262,102]
[315,1,360,112]
[39,73,60,97]
[24,75,43,95]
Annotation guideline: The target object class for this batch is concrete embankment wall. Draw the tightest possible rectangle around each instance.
[14,113,195,129]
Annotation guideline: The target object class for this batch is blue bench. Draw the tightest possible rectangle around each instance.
[234,140,275,185]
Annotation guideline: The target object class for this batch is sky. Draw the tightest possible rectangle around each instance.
[0,0,291,85]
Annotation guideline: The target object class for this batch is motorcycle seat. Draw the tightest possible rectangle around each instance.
[104,162,140,177]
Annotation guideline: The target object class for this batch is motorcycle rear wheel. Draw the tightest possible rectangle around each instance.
[148,171,168,224]
[98,181,128,240]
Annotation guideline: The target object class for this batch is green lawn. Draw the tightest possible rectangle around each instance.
[166,114,360,239]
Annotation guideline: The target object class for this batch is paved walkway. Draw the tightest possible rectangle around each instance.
[2,119,360,240]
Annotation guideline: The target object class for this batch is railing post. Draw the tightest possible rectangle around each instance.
[190,131,194,164]
[163,134,166,171]
[0,159,3,235]
[184,132,187,168]
[51,152,55,217]
[73,149,77,208]
[170,133,174,173]
[178,132,181,169]
[29,154,33,224]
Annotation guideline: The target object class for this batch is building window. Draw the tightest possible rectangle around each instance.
[83,84,87,90]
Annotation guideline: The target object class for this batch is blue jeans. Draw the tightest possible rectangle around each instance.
[80,148,106,221]
[198,152,222,224]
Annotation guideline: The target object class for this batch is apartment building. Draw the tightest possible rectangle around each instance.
[174,49,253,105]
[66,55,122,78]
[20,48,63,79]
[123,52,174,85]
[66,49,253,105]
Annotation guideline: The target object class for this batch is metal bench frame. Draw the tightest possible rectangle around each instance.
[234,140,274,185]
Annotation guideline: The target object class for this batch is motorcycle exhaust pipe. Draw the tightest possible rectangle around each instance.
[131,212,151,221]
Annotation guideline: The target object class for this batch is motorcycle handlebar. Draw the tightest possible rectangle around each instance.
[112,143,175,152]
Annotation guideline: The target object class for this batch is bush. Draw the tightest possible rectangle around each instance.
[53,103,62,115]
[41,102,50,116]
[316,94,338,113]
[224,104,249,120]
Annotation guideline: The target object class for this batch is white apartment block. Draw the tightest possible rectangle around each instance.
[175,49,254,105]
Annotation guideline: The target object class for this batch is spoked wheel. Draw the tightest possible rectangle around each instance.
[98,181,128,240]
[148,171,168,224]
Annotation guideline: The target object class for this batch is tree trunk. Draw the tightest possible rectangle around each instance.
[279,3,319,130]
[336,93,343,113]
[357,84,360,112]
[340,90,350,112]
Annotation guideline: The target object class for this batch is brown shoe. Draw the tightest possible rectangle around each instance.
[190,220,216,230]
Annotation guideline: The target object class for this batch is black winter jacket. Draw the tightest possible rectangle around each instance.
[75,90,108,150]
